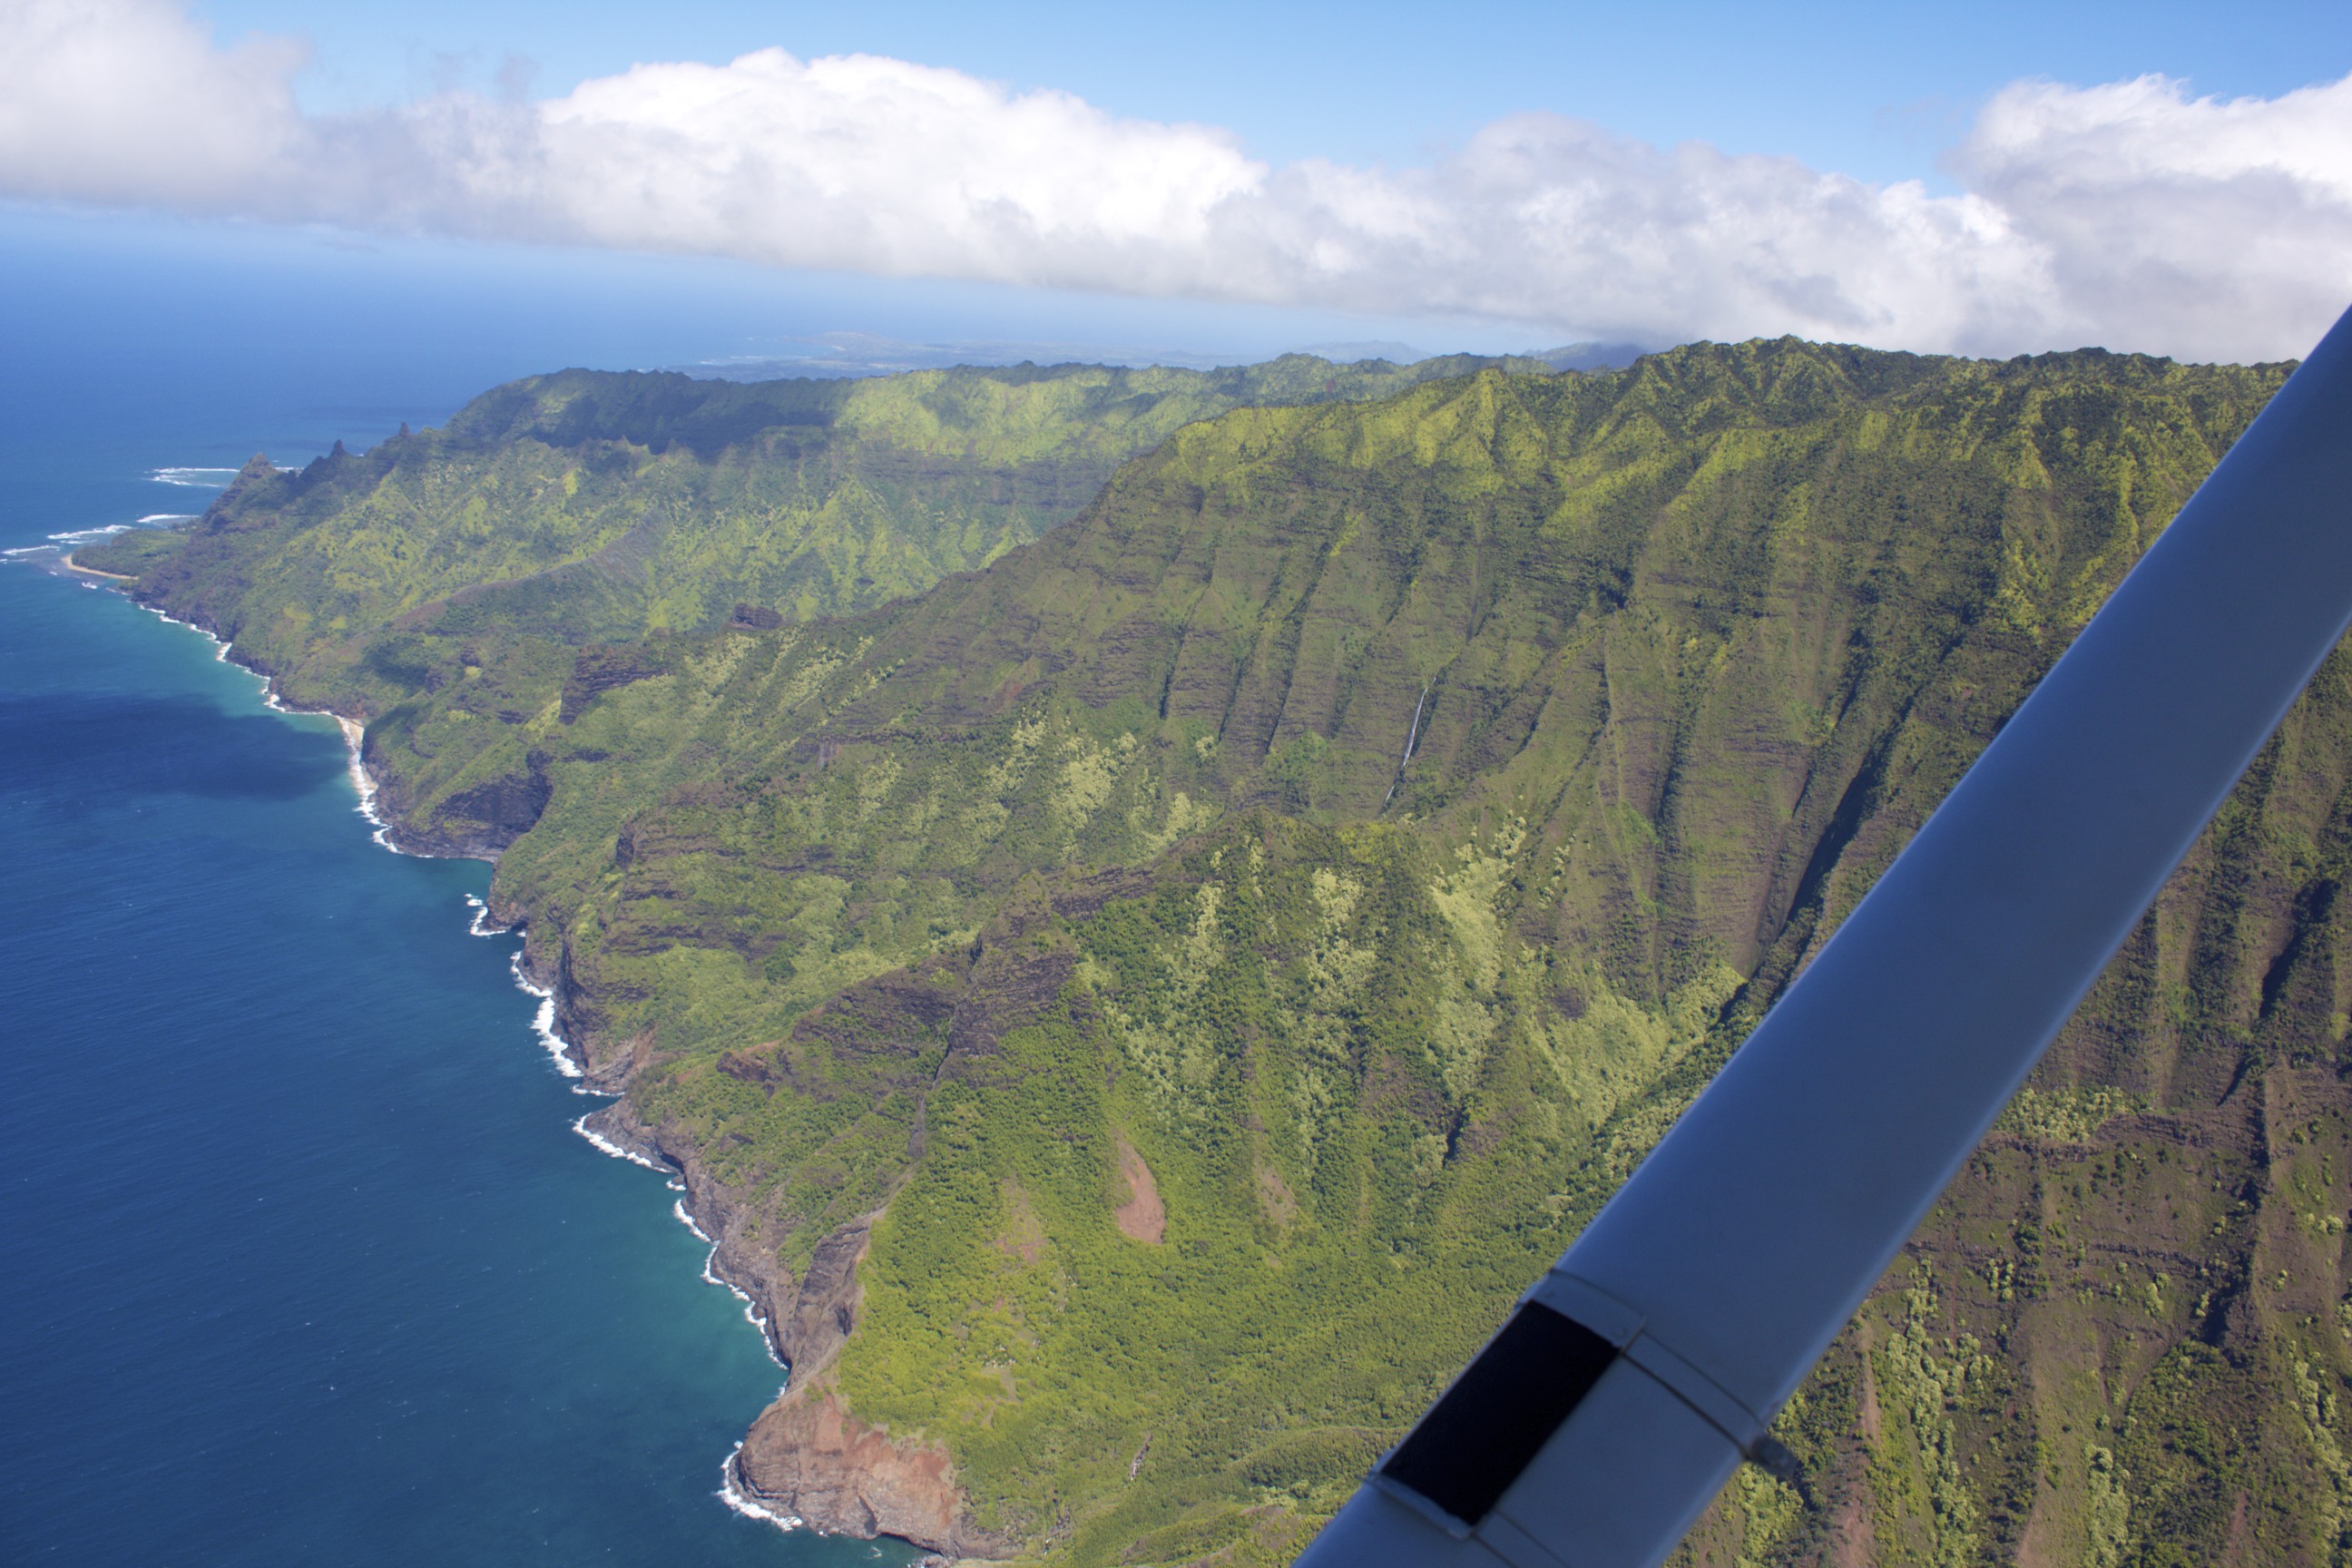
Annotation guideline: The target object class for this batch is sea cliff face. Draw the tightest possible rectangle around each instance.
[574,1007,1019,1557]
[93,343,2352,1567]
[735,1394,1012,1559]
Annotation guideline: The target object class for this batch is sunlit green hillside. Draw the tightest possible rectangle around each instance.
[87,354,1543,852]
[96,342,2352,1568]
[104,355,1544,684]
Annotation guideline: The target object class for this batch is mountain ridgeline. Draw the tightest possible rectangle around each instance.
[98,355,1554,856]
[89,340,2352,1568]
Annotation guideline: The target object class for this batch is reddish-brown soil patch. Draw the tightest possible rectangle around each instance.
[1114,1137,1165,1243]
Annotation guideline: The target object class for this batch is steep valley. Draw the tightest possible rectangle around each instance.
[83,338,2352,1567]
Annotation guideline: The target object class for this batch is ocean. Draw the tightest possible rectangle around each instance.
[0,235,922,1564]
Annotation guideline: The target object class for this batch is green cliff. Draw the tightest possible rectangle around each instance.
[83,354,1545,856]
[93,341,2352,1568]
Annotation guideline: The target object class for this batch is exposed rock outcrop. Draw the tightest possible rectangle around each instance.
[733,1390,1017,1561]
[577,1098,985,1555]
[561,644,665,723]
[426,757,554,854]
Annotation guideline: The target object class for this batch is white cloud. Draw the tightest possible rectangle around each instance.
[0,0,308,211]
[5,0,2347,361]
[1958,73,2352,361]
[523,52,1267,283]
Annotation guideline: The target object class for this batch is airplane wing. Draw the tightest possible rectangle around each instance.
[1295,303,2352,1568]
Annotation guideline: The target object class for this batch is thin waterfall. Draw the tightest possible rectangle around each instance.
[1383,682,1431,808]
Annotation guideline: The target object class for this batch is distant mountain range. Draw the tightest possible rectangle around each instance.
[660,336,1648,381]
[83,339,2348,1568]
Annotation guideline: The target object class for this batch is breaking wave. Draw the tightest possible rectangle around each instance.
[716,1443,803,1531]
[571,1113,667,1172]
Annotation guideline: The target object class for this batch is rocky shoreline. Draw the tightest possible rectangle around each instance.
[107,583,995,1563]
[391,773,1007,1561]
[567,1079,1011,1559]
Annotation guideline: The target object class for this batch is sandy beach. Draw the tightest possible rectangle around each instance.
[60,551,134,581]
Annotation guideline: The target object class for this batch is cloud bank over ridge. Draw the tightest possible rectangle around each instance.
[5,0,2348,361]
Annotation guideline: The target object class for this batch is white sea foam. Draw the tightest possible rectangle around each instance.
[98,539,814,1434]
[135,513,197,525]
[122,567,805,1416]
[572,1112,668,1171]
[510,955,584,1079]
[241,674,398,850]
[139,601,238,668]
[339,721,396,850]
[4,521,142,563]
[132,604,406,861]
[46,523,132,544]
[149,466,240,487]
[716,1443,804,1531]
[700,1249,786,1367]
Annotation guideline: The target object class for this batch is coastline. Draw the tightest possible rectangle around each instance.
[60,550,135,582]
[98,573,973,1562]
[6,524,875,1564]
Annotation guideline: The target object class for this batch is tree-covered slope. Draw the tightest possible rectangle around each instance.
[79,355,1547,855]
[85,356,1546,679]
[97,340,2352,1566]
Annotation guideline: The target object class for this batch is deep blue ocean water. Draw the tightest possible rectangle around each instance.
[0,238,922,1565]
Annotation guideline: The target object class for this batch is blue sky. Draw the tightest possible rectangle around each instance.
[3,0,2349,372]
[197,0,2351,182]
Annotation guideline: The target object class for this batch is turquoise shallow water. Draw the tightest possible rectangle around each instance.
[0,372,916,1563]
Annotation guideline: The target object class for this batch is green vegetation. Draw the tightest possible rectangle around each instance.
[80,354,1547,855]
[98,338,2352,1567]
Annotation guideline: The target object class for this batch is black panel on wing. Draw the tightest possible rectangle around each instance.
[1379,1302,1618,1527]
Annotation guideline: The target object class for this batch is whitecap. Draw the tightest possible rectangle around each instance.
[510,955,584,1078]
[700,1249,785,1367]
[124,606,466,868]
[149,466,239,486]
[118,564,807,1420]
[328,715,390,844]
[139,601,238,669]
[569,1119,784,1366]
[716,1443,804,1531]
[132,588,795,1400]
[46,523,132,544]
[135,513,196,524]
[235,678,397,850]
[572,1113,667,1171]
